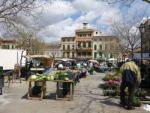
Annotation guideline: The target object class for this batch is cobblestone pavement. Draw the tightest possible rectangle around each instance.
[0,73,149,113]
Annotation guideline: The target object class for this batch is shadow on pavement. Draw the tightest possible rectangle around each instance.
[21,92,57,100]
[100,98,120,107]
[44,93,56,100]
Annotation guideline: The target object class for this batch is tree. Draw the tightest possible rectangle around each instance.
[0,0,36,24]
[16,29,45,55]
[103,0,150,6]
[111,19,141,58]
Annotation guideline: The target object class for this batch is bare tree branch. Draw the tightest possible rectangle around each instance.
[0,0,36,24]
[103,0,150,6]
[111,16,142,58]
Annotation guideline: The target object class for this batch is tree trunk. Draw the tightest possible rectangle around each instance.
[131,47,134,59]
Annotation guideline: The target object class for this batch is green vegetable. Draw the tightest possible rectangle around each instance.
[54,71,68,80]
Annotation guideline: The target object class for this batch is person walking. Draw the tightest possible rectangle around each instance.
[120,60,141,110]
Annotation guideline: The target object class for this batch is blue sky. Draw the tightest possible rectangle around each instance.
[1,0,150,42]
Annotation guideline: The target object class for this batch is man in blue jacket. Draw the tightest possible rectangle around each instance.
[120,60,141,110]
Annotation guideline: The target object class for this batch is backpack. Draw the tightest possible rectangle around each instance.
[122,69,137,83]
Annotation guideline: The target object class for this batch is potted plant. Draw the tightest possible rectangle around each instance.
[133,96,141,107]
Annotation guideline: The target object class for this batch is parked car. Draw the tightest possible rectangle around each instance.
[94,65,110,73]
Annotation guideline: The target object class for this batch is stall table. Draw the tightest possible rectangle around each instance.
[54,80,74,101]
[27,80,46,101]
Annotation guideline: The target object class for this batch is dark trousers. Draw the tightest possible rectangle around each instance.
[120,81,135,108]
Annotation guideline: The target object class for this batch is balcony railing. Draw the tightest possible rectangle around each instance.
[77,55,92,59]
[62,48,76,51]
[76,47,92,51]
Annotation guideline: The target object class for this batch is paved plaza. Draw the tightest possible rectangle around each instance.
[0,73,148,113]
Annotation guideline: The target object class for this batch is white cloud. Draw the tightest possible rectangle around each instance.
[36,0,77,27]
[96,8,121,25]
[38,18,81,42]
[73,0,99,12]
[37,0,122,41]
[1,0,149,42]
[76,11,98,23]
[73,0,121,24]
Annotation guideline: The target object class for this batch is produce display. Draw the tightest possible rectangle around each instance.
[29,73,54,81]
[101,71,121,96]
[54,71,70,81]
[101,70,147,107]
[88,67,94,75]
[28,71,74,82]
[133,96,141,107]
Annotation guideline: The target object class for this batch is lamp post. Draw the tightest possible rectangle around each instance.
[139,24,145,78]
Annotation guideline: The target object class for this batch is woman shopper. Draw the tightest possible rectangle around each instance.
[120,59,141,110]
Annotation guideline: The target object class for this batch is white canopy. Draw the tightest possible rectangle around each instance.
[88,60,99,63]
[60,58,75,62]
[108,58,117,61]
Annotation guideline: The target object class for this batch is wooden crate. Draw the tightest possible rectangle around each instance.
[27,80,46,101]
[54,80,74,101]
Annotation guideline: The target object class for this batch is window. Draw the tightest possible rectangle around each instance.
[99,52,102,58]
[72,45,74,49]
[63,52,65,57]
[72,52,74,58]
[78,34,82,37]
[2,45,9,49]
[83,34,86,37]
[83,52,86,56]
[78,42,81,48]
[67,52,69,58]
[83,42,86,48]
[78,52,81,56]
[105,44,107,50]
[12,45,14,49]
[67,45,70,50]
[111,45,114,50]
[63,45,65,50]
[94,52,97,58]
[110,53,113,58]
[88,42,91,47]
[62,39,65,42]
[96,32,98,34]
[99,45,102,50]
[88,34,91,36]
[88,52,91,56]
[94,45,97,50]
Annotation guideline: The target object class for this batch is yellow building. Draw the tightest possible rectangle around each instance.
[75,23,94,60]
[61,23,120,60]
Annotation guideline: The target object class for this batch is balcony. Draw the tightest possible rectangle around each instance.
[77,55,92,59]
[76,38,92,42]
[62,48,77,52]
[76,47,92,51]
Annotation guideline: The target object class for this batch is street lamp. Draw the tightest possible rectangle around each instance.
[139,24,145,78]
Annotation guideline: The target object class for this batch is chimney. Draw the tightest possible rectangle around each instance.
[83,22,88,29]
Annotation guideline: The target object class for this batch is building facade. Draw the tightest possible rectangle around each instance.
[0,39,16,49]
[140,19,150,84]
[61,37,76,58]
[75,23,94,60]
[61,23,120,60]
[44,42,61,58]
[93,36,119,60]
[140,19,150,56]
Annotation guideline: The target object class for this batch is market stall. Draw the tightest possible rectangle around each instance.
[101,71,148,107]
[26,55,54,100]
[27,69,79,101]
